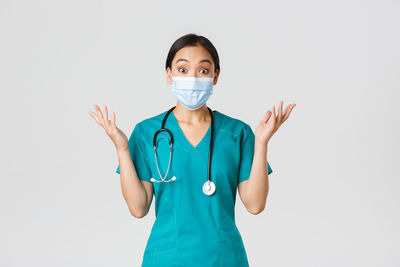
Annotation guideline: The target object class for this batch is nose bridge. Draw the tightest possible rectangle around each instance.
[190,67,199,78]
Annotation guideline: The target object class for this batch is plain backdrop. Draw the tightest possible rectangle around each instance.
[1,0,399,266]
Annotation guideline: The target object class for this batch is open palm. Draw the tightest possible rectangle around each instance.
[255,101,296,145]
[88,104,129,151]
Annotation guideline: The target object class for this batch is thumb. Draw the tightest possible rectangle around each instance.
[261,110,272,124]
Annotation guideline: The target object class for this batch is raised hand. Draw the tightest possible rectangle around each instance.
[255,101,296,146]
[88,104,129,151]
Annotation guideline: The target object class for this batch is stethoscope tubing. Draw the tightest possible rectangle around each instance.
[152,106,214,183]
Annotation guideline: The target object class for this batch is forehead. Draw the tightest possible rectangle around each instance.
[173,45,213,65]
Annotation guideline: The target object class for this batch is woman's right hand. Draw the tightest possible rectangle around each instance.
[88,104,129,151]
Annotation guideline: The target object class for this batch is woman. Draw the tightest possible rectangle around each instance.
[89,33,295,266]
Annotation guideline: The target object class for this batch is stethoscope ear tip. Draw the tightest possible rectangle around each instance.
[171,176,177,181]
[150,177,156,182]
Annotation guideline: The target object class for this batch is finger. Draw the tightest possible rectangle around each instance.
[283,103,296,122]
[94,104,104,120]
[94,104,106,128]
[282,103,291,120]
[282,103,289,116]
[287,103,296,116]
[279,100,283,120]
[103,105,110,128]
[271,106,277,124]
[88,111,102,126]
[111,111,116,128]
[262,109,272,123]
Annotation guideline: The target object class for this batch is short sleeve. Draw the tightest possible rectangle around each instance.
[238,124,273,183]
[115,123,151,182]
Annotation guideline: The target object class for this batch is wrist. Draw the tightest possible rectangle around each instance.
[116,146,130,156]
[254,141,268,153]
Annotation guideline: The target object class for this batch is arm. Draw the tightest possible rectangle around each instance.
[117,147,153,218]
[88,104,153,218]
[238,100,296,214]
[238,142,269,215]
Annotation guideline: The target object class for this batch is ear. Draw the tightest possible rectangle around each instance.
[213,69,220,85]
[166,67,172,85]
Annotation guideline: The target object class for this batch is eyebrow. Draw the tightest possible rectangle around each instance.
[175,58,212,65]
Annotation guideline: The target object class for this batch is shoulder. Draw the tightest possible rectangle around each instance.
[214,109,253,138]
[134,109,169,136]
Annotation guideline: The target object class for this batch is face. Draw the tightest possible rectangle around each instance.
[166,45,220,85]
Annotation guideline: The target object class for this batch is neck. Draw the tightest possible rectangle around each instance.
[173,102,210,123]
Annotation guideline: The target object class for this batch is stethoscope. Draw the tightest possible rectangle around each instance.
[150,106,216,196]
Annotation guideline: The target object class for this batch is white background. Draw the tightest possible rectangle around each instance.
[1,0,399,266]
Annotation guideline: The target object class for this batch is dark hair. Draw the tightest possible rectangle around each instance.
[165,33,220,73]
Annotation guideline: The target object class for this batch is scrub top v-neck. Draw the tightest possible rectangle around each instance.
[116,109,273,267]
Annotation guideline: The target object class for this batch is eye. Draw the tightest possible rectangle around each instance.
[178,67,186,73]
[199,69,209,74]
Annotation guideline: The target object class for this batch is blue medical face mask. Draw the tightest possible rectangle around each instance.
[171,75,214,110]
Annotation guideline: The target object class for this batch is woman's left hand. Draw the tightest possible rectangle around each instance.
[255,101,296,146]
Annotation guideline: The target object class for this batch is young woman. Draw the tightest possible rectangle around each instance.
[89,33,295,266]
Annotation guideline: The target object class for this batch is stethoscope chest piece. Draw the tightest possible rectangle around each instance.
[202,180,216,195]
[152,106,216,196]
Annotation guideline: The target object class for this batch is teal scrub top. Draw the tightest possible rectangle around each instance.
[116,109,272,267]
